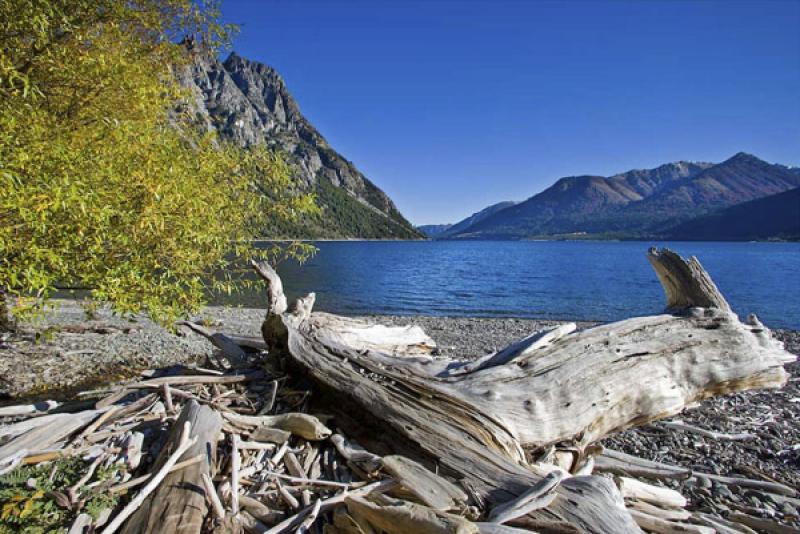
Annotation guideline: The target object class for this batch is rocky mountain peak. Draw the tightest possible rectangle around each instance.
[179,49,420,239]
[727,151,760,163]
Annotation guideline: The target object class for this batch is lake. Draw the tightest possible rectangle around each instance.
[220,241,800,330]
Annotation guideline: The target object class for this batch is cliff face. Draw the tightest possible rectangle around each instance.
[180,50,421,239]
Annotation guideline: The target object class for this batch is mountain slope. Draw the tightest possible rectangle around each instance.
[440,201,518,237]
[666,187,800,241]
[181,48,421,239]
[616,152,800,232]
[451,162,711,238]
[417,224,453,237]
[448,154,800,239]
[418,201,518,238]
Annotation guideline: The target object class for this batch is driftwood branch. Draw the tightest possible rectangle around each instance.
[660,420,755,441]
[254,247,795,533]
[646,247,732,313]
[487,470,563,524]
[178,320,248,362]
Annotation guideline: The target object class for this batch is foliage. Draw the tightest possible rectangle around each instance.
[0,0,317,324]
[0,457,123,533]
[267,176,420,240]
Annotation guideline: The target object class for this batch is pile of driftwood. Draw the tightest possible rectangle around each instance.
[0,361,400,533]
[0,248,796,533]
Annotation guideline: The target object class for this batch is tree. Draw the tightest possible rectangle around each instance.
[0,0,317,327]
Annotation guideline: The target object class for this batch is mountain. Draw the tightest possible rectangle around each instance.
[449,162,711,238]
[666,187,800,241]
[436,201,518,238]
[180,48,421,239]
[417,224,453,237]
[615,152,800,232]
[418,201,518,237]
[446,154,800,239]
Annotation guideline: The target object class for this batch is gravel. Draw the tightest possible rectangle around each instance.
[0,300,265,401]
[372,316,800,528]
[602,329,800,526]
[2,303,797,527]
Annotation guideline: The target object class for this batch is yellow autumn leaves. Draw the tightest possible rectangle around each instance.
[0,1,317,324]
[1,491,44,521]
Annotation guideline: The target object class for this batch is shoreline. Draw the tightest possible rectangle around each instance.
[1,300,797,401]
[254,237,800,243]
[0,300,591,401]
[2,301,798,526]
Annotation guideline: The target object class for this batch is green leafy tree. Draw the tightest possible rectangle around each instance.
[0,0,317,327]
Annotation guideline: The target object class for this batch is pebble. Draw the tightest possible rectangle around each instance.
[3,303,799,528]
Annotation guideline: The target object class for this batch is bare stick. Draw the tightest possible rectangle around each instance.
[285,451,306,478]
[488,471,564,524]
[132,375,251,387]
[616,477,687,508]
[68,454,105,499]
[661,420,755,441]
[253,471,358,489]
[202,472,226,521]
[109,455,204,494]
[264,479,396,534]
[178,321,248,362]
[595,448,690,480]
[277,480,300,510]
[239,441,277,451]
[697,472,796,497]
[161,384,175,414]
[231,433,241,515]
[295,498,322,533]
[258,381,279,415]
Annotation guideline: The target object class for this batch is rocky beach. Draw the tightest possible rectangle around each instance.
[1,300,798,531]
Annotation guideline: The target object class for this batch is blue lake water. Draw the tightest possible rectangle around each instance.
[229,241,800,330]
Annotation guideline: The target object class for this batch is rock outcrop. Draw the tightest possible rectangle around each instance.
[180,47,421,239]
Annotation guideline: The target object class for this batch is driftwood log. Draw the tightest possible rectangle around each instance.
[120,400,222,534]
[252,248,794,533]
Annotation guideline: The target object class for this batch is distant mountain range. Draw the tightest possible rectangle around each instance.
[174,51,798,244]
[418,201,517,238]
[420,153,800,241]
[181,47,421,239]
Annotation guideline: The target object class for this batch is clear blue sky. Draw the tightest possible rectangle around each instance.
[220,0,800,225]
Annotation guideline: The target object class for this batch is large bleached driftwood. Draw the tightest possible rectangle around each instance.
[253,248,794,533]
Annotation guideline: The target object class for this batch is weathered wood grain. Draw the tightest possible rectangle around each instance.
[120,400,222,534]
[252,248,796,533]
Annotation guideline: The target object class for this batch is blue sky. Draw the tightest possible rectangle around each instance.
[220,0,800,225]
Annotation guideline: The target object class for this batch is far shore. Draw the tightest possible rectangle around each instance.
[253,237,800,244]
